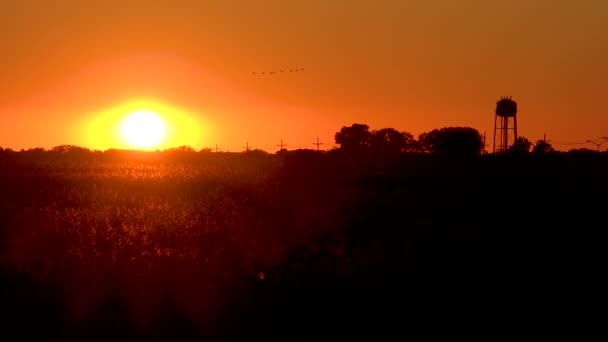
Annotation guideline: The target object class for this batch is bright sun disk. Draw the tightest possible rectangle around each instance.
[121,109,166,148]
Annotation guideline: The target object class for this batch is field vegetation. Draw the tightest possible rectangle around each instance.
[1,126,606,337]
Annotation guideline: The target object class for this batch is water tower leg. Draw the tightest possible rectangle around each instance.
[514,115,518,143]
[503,117,508,151]
[493,114,497,153]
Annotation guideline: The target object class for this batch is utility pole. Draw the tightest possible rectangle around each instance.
[215,144,220,153]
[277,139,287,151]
[243,142,251,152]
[313,137,324,151]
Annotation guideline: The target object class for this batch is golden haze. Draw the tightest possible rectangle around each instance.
[0,1,607,151]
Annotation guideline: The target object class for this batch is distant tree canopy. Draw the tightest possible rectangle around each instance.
[532,140,554,155]
[369,128,418,153]
[51,145,91,154]
[507,136,533,154]
[418,127,483,158]
[567,147,597,154]
[166,145,196,153]
[244,148,271,157]
[335,124,372,151]
[335,124,417,153]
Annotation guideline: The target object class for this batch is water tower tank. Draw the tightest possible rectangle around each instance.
[496,97,517,118]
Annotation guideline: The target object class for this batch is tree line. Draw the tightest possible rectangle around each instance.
[0,123,578,158]
[334,123,558,157]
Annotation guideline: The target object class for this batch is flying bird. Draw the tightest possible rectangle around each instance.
[252,67,306,76]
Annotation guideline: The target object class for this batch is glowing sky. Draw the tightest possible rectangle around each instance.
[0,0,606,151]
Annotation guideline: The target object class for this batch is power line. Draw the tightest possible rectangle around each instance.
[550,136,608,151]
[552,141,587,146]
[586,136,608,152]
[589,136,607,142]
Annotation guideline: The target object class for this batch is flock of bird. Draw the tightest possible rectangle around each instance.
[252,68,305,76]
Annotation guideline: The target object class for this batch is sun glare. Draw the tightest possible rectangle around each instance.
[83,99,210,151]
[120,110,166,148]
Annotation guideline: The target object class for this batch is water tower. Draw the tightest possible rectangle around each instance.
[493,96,518,153]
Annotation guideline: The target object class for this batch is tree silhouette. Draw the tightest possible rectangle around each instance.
[418,127,483,158]
[166,145,196,153]
[51,145,91,154]
[532,139,554,155]
[508,136,532,154]
[369,128,417,153]
[567,147,596,154]
[335,124,372,151]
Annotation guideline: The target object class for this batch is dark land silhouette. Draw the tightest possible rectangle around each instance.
[0,124,605,338]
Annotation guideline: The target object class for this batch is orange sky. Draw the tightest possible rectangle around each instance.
[1,0,607,152]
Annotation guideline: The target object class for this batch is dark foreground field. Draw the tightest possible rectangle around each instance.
[0,148,605,338]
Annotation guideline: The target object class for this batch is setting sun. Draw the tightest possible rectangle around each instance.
[82,100,211,151]
[121,109,166,148]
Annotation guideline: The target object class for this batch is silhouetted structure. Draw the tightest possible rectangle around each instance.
[277,139,287,151]
[493,96,518,153]
[313,137,324,151]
